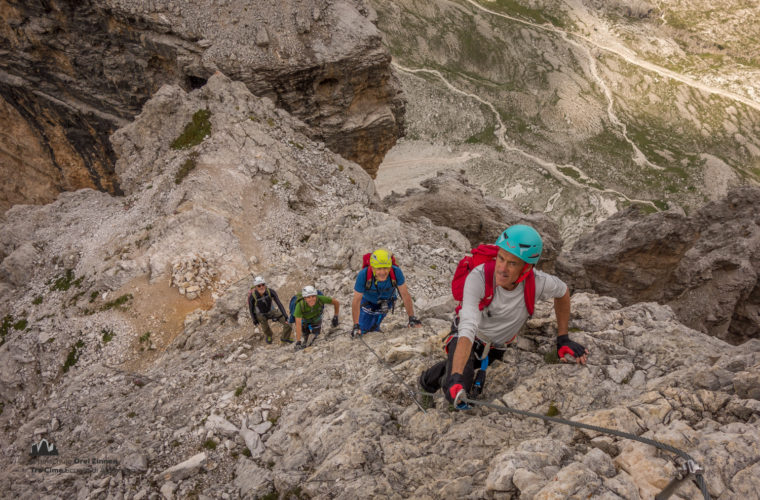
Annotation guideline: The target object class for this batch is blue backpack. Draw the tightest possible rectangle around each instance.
[288,290,324,323]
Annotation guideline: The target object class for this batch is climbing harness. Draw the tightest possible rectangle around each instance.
[302,323,319,347]
[447,391,710,499]
[356,333,427,414]
[470,355,488,398]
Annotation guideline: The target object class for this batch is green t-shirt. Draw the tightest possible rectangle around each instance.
[294,295,333,324]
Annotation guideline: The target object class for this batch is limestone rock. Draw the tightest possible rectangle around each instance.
[204,414,238,437]
[559,186,760,343]
[122,452,148,473]
[234,459,272,496]
[155,453,207,482]
[0,243,39,287]
[1,51,759,500]
[0,0,404,210]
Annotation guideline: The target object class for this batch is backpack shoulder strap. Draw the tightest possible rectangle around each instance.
[523,270,535,316]
[364,267,374,290]
[253,288,272,306]
[317,294,326,314]
[479,260,496,310]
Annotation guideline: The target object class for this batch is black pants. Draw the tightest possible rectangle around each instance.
[419,336,506,395]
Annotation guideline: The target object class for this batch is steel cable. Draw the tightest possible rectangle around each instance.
[356,333,427,413]
[351,331,707,498]
[457,396,709,499]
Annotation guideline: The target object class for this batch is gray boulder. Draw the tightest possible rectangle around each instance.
[558,186,760,343]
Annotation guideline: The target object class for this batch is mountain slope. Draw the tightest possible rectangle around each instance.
[371,0,760,244]
[0,73,759,499]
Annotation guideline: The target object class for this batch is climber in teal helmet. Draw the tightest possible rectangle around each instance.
[418,224,588,408]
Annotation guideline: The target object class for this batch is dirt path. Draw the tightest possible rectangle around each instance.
[463,0,760,112]
[392,63,658,208]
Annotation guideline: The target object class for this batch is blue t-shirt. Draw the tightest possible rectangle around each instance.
[354,265,405,304]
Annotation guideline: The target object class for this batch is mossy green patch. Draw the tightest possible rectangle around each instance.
[485,0,568,27]
[32,296,43,305]
[546,402,560,417]
[558,166,582,181]
[51,269,83,292]
[465,124,497,145]
[102,329,115,343]
[101,294,133,311]
[171,109,212,150]
[175,152,199,184]
[1,315,12,345]
[62,339,85,373]
[634,202,658,214]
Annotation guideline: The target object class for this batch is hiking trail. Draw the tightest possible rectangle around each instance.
[463,0,760,112]
[393,62,658,209]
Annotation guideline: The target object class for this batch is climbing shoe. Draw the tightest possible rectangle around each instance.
[280,335,294,344]
[265,334,273,344]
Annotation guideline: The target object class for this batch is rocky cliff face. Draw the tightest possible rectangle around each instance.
[0,0,404,211]
[558,187,760,345]
[1,73,759,500]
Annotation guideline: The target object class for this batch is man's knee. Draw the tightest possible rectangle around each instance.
[420,361,446,393]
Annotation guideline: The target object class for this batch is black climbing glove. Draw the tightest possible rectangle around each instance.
[331,315,339,328]
[351,323,361,339]
[294,341,304,351]
[557,335,587,362]
[444,372,466,404]
[408,315,422,327]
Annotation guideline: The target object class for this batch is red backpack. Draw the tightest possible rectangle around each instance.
[451,244,536,316]
[362,252,398,291]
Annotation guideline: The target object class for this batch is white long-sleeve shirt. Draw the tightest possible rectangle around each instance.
[457,264,567,345]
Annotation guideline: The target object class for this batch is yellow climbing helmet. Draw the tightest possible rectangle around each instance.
[370,249,393,268]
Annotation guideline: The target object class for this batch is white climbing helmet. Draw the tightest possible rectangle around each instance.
[252,276,266,287]
[301,285,318,298]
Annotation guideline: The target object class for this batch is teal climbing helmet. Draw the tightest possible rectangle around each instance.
[495,224,543,264]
